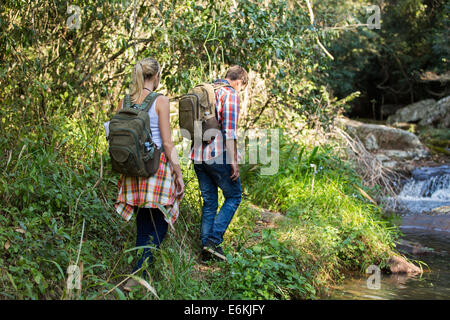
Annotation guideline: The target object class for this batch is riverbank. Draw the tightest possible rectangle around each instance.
[323,228,450,300]
[0,128,401,299]
[322,130,450,299]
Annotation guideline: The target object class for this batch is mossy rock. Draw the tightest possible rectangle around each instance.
[425,143,450,156]
[425,138,450,148]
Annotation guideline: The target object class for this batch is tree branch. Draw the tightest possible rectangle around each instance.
[304,0,334,60]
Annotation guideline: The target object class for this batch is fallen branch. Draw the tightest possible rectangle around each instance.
[332,125,401,198]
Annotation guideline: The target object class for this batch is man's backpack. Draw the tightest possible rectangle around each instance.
[178,83,230,142]
[108,92,162,177]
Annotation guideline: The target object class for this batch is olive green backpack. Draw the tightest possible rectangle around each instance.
[178,83,231,141]
[108,92,162,177]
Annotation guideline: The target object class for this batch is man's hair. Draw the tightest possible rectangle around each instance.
[225,65,248,86]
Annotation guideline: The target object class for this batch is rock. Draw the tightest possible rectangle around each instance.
[373,154,399,169]
[442,115,450,129]
[395,239,434,255]
[375,154,391,162]
[403,162,418,173]
[383,149,429,160]
[337,117,430,165]
[387,99,436,124]
[260,210,285,223]
[386,96,450,128]
[338,118,426,152]
[381,160,399,169]
[431,206,450,215]
[387,255,421,274]
[365,133,379,150]
[411,165,450,180]
[247,203,286,225]
[418,96,450,128]
[380,104,404,118]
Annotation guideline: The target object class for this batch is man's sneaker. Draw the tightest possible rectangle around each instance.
[202,241,227,261]
[200,248,213,262]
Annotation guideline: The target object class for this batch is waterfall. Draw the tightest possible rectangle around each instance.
[387,165,450,214]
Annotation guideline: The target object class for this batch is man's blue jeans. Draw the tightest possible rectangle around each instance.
[194,153,242,247]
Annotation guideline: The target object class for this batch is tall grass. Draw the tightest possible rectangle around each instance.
[0,113,399,299]
[236,136,399,296]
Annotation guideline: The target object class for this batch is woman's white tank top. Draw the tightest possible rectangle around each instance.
[147,98,162,148]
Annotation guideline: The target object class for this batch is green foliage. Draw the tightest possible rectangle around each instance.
[324,0,449,116]
[0,132,124,299]
[215,229,315,300]
[0,0,401,300]
[240,136,398,290]
[0,127,399,299]
[0,0,347,138]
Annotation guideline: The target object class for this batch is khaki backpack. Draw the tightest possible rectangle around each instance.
[178,83,231,142]
[108,92,162,177]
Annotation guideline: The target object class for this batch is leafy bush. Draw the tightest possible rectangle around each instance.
[215,229,316,299]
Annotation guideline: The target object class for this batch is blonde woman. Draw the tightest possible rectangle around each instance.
[107,58,184,291]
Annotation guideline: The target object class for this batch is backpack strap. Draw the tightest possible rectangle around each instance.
[139,92,162,147]
[123,94,132,109]
[212,83,233,130]
[140,92,162,113]
[212,83,233,91]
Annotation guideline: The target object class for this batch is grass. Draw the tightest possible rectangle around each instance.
[236,137,398,296]
[0,116,400,300]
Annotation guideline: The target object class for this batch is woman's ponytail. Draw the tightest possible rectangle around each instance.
[130,58,160,103]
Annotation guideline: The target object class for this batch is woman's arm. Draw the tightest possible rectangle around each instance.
[156,95,184,196]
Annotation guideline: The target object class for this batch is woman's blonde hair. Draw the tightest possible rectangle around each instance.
[130,58,160,103]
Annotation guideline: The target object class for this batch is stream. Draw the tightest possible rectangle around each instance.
[323,165,450,300]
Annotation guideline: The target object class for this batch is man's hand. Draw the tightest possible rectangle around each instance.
[225,139,239,181]
[230,162,240,181]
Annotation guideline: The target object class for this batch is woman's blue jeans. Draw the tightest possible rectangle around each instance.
[132,207,168,276]
[194,154,242,247]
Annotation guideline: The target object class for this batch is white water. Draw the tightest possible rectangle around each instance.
[326,165,450,300]
[387,165,450,214]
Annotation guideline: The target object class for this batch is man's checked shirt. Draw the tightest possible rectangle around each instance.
[189,79,239,163]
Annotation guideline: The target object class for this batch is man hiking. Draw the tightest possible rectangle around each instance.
[190,65,248,261]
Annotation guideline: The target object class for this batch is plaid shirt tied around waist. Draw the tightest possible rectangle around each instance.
[114,152,182,228]
[190,79,239,162]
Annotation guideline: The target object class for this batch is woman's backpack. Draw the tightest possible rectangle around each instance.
[178,83,230,142]
[108,92,162,177]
